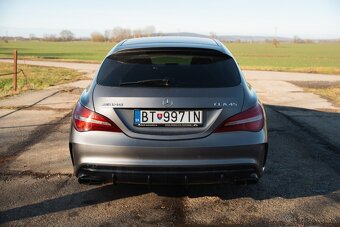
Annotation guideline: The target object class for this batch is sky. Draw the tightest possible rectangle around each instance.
[0,0,339,39]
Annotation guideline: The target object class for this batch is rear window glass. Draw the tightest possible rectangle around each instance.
[97,48,241,88]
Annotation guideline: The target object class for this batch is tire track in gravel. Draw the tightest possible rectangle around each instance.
[161,196,186,225]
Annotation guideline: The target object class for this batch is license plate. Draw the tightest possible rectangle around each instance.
[134,110,203,127]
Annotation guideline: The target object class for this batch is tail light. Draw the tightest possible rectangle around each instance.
[214,103,264,132]
[72,102,122,132]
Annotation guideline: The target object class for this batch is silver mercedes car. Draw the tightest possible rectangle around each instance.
[69,36,268,185]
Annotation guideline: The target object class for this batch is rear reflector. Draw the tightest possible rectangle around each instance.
[214,103,264,132]
[73,102,122,132]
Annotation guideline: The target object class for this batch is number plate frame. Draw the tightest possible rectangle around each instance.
[134,109,203,127]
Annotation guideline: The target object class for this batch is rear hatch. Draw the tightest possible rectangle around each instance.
[93,48,244,140]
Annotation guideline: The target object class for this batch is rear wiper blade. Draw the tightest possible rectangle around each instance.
[119,78,170,87]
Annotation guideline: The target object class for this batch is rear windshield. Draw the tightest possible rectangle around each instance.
[97,48,241,88]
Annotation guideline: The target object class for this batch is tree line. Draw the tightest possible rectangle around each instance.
[91,26,156,42]
[33,26,156,42]
[3,27,339,43]
[39,30,75,41]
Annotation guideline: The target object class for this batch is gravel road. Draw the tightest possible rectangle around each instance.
[0,60,339,226]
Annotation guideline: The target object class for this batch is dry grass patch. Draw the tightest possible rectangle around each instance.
[0,62,84,98]
[290,81,340,107]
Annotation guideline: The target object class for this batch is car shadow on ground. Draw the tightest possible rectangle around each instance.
[1,105,339,223]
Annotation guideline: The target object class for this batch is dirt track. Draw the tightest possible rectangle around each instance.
[0,60,339,225]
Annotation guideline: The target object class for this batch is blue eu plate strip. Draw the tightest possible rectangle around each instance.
[134,110,141,125]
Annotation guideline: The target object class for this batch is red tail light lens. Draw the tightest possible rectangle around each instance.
[73,102,122,132]
[215,103,264,132]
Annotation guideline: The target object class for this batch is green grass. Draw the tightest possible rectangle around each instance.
[226,42,340,75]
[0,40,112,62]
[0,62,83,98]
[1,40,340,74]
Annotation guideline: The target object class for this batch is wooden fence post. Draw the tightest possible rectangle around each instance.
[13,49,17,91]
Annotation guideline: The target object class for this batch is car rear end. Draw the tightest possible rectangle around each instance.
[69,38,268,185]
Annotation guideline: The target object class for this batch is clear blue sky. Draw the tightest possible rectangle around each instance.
[0,0,339,39]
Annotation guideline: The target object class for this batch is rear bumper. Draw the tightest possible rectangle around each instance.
[70,127,268,184]
[70,141,268,184]
[77,163,263,184]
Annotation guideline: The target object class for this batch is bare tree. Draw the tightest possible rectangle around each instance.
[209,32,217,39]
[60,30,74,41]
[91,32,105,42]
[43,34,58,41]
[293,35,304,43]
[142,25,155,37]
[104,30,112,42]
[92,26,157,42]
[111,27,132,41]
[272,38,279,47]
[29,33,36,40]
[111,27,122,41]
[121,28,131,39]
[132,29,143,38]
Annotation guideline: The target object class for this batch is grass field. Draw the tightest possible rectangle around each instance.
[1,40,340,75]
[0,41,109,62]
[227,42,340,75]
[0,62,83,98]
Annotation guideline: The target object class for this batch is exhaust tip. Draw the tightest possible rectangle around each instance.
[78,175,105,185]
